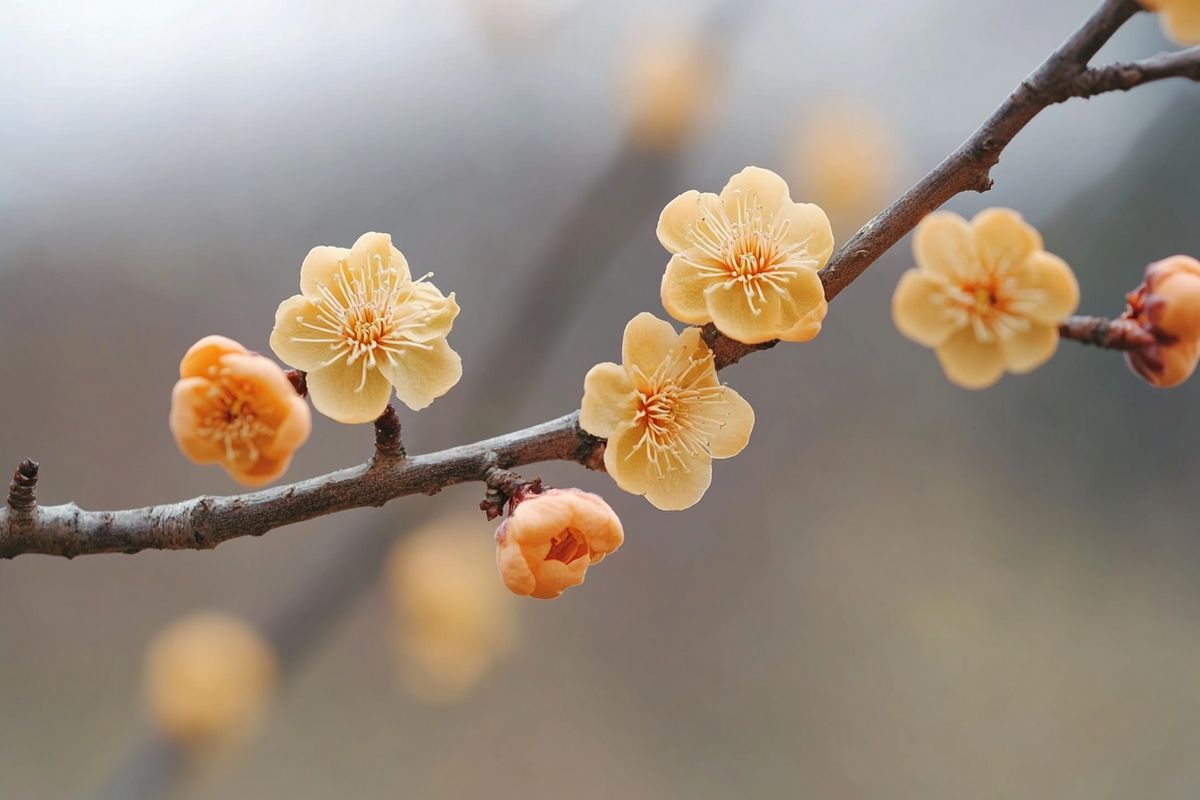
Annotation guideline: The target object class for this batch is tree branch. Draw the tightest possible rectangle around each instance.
[5,0,1197,559]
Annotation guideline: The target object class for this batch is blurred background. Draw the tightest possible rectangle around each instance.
[3,0,1200,797]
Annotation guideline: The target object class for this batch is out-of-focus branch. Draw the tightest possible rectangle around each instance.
[6,0,1199,559]
[1058,314,1157,349]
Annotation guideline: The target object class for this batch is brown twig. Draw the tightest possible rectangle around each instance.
[1058,314,1157,349]
[4,0,1198,559]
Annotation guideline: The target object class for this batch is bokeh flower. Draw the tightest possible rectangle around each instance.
[1123,255,1200,388]
[622,27,714,150]
[495,488,624,599]
[386,514,518,702]
[657,166,833,345]
[170,335,310,486]
[1139,0,1200,45]
[790,99,905,234]
[580,312,754,510]
[270,232,461,424]
[143,613,276,747]
[892,209,1080,389]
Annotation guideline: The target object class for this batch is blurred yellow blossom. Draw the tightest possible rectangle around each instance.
[1139,0,1200,45]
[143,613,276,747]
[496,488,624,599]
[1124,255,1200,387]
[790,99,905,234]
[580,313,754,510]
[658,166,832,344]
[386,515,518,703]
[622,28,715,150]
[270,232,461,424]
[169,335,310,487]
[892,209,1079,389]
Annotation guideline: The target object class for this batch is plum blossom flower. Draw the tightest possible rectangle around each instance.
[892,209,1080,389]
[270,232,462,424]
[143,613,277,746]
[1123,255,1200,387]
[580,313,754,510]
[495,488,624,599]
[1138,0,1200,45]
[170,335,310,486]
[657,166,833,345]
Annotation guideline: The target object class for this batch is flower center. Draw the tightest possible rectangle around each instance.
[627,351,729,477]
[545,528,589,564]
[939,273,1044,343]
[291,255,441,392]
[683,190,820,314]
[196,367,276,466]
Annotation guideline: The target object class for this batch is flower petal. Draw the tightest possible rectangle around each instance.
[179,335,247,379]
[705,277,820,345]
[934,328,1006,390]
[657,190,719,254]
[270,294,342,372]
[774,267,829,343]
[306,359,394,424]
[528,558,589,600]
[777,201,835,269]
[226,454,292,488]
[347,232,410,282]
[579,362,636,438]
[720,166,790,220]
[1015,252,1080,325]
[892,269,960,347]
[169,377,222,463]
[380,338,463,412]
[999,323,1059,374]
[261,397,312,460]
[661,253,717,325]
[914,211,976,279]
[972,208,1042,273]
[401,284,459,344]
[621,312,681,378]
[707,385,754,459]
[603,422,712,511]
[299,246,351,300]
[496,533,537,597]
[564,491,624,555]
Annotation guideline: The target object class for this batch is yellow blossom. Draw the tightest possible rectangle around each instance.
[580,312,754,510]
[1123,255,1200,388]
[270,232,462,424]
[386,515,518,703]
[657,166,833,345]
[622,28,714,150]
[892,209,1080,389]
[169,335,310,487]
[495,488,624,599]
[1139,0,1200,45]
[143,613,276,747]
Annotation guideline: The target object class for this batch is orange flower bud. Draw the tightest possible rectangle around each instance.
[1122,256,1200,388]
[170,336,311,486]
[1125,339,1200,389]
[495,489,624,600]
[1137,255,1200,342]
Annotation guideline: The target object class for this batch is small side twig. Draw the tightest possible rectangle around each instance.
[372,405,405,462]
[480,467,543,520]
[1058,314,1156,350]
[7,459,39,514]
